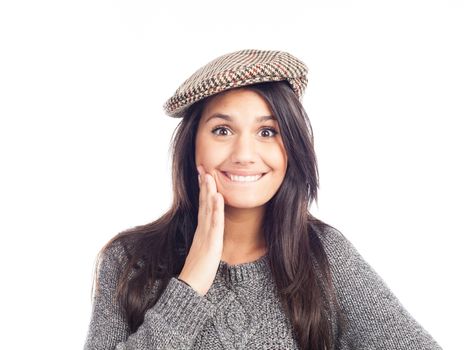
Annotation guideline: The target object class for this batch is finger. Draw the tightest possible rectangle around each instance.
[197,164,204,177]
[212,193,224,229]
[198,165,207,220]
[209,170,219,193]
[197,164,204,190]
[205,171,219,220]
[204,173,214,217]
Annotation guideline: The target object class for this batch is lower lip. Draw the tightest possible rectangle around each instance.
[220,171,266,185]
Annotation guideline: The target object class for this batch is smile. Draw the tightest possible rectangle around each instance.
[221,171,266,183]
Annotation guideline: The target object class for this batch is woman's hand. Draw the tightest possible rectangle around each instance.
[177,165,225,296]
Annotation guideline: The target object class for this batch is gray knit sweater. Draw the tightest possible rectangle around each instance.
[83,226,442,349]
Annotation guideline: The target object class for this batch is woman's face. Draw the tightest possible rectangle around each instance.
[195,88,288,209]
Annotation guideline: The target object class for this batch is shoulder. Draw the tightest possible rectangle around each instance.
[310,222,397,307]
[94,238,135,286]
[101,239,129,264]
[98,239,128,268]
[310,222,376,284]
[310,222,360,263]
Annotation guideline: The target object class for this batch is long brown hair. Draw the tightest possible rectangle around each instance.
[91,81,344,350]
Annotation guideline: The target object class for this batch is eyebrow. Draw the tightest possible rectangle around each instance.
[205,113,276,124]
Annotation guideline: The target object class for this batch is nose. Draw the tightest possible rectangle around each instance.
[230,133,257,165]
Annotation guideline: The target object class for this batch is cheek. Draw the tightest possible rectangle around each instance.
[195,137,223,169]
[195,132,209,164]
[267,144,287,173]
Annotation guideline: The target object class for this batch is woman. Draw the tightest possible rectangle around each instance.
[83,49,442,349]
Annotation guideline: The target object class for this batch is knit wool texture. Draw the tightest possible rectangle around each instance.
[83,226,442,350]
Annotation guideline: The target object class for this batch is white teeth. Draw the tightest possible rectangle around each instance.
[226,173,263,182]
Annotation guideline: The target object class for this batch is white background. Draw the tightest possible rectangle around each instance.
[0,1,462,349]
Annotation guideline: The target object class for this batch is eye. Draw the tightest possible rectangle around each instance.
[211,125,279,138]
[259,127,278,138]
[211,126,232,136]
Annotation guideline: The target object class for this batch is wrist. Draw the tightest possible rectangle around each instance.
[176,276,192,288]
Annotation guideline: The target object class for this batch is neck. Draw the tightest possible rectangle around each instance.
[221,205,267,263]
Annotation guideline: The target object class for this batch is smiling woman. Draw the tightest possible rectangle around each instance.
[196,88,287,211]
[83,49,443,350]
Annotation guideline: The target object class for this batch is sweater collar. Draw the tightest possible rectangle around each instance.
[217,253,271,284]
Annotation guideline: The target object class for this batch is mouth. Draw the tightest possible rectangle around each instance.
[220,171,267,184]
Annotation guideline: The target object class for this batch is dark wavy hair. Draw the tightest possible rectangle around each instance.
[91,81,344,350]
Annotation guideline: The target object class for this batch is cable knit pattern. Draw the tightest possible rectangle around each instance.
[83,226,442,349]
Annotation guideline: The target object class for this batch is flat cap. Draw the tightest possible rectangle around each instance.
[163,49,309,118]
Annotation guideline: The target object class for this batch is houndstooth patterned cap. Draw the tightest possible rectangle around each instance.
[163,49,309,118]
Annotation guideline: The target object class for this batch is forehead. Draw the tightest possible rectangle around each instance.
[200,88,275,124]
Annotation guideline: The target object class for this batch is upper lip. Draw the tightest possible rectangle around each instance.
[221,170,267,176]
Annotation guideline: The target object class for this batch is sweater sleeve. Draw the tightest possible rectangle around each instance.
[83,242,216,350]
[319,227,442,350]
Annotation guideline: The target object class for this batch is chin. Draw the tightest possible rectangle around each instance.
[223,195,269,209]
